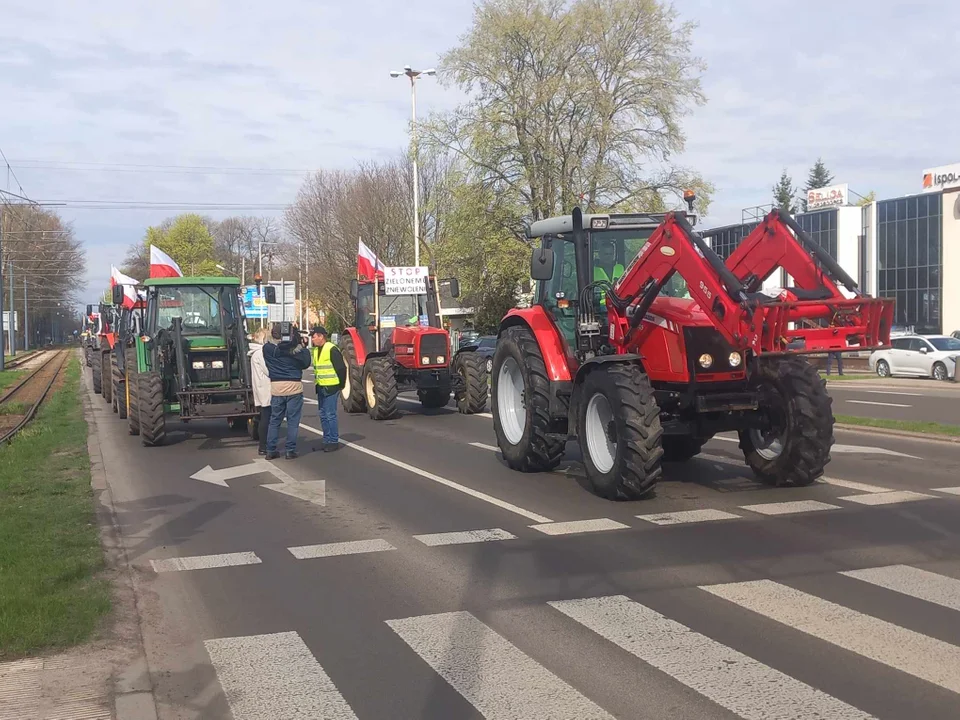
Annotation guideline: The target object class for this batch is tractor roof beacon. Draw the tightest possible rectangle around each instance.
[491,198,894,500]
[339,271,489,420]
[127,275,257,447]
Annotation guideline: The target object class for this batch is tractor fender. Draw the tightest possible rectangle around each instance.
[343,327,367,366]
[499,306,574,383]
[568,354,644,436]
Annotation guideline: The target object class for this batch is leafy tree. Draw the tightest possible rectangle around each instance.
[856,190,877,207]
[124,213,219,278]
[801,158,834,211]
[772,169,798,214]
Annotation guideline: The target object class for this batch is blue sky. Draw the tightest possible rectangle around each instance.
[0,0,956,307]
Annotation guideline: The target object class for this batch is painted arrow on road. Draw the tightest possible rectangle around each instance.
[190,459,325,505]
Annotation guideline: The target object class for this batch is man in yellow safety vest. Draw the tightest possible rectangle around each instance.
[310,326,347,451]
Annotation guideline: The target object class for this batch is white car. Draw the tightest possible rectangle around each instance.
[868,335,960,381]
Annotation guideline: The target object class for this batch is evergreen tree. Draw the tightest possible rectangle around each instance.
[772,169,798,214]
[801,158,834,211]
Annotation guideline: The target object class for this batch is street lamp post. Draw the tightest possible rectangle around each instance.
[390,65,435,268]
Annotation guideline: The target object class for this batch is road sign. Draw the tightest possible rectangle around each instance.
[242,286,269,319]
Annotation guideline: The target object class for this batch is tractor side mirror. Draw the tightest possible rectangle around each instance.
[263,285,277,304]
[530,247,555,281]
[448,278,460,298]
[86,304,94,316]
[349,280,359,300]
[112,285,125,305]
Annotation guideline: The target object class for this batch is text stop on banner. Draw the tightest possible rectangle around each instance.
[384,266,429,295]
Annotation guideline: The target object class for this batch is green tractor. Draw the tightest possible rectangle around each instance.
[115,276,257,446]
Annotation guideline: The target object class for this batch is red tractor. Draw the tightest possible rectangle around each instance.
[491,202,894,500]
[340,273,488,420]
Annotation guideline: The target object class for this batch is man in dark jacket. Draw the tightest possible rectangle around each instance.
[310,326,347,451]
[262,322,312,459]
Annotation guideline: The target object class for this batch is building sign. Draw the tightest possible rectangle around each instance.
[807,183,848,210]
[922,162,960,192]
[384,266,428,295]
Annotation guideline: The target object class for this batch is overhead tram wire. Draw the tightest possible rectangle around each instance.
[9,159,317,177]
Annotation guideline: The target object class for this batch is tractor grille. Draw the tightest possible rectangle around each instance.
[683,327,741,374]
[418,334,448,363]
[188,351,230,384]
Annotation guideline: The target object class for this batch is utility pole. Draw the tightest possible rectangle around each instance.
[8,257,13,356]
[0,207,5,371]
[23,275,27,351]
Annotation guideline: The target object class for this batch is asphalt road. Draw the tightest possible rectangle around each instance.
[825,378,960,426]
[89,372,960,720]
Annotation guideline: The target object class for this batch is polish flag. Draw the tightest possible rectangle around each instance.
[358,238,385,280]
[150,245,183,278]
[110,265,140,308]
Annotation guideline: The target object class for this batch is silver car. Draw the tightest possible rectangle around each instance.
[868,335,960,381]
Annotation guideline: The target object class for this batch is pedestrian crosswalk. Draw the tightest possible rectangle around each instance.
[204,563,960,719]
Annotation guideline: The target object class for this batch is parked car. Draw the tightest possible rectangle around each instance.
[868,335,960,381]
[461,335,496,373]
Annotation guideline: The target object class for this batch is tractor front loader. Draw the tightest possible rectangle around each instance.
[491,202,894,500]
[340,273,488,420]
[127,277,257,447]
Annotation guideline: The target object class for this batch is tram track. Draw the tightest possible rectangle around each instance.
[0,350,72,444]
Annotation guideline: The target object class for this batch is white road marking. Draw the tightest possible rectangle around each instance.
[695,452,741,465]
[530,518,629,535]
[841,565,960,612]
[713,436,739,443]
[150,552,261,573]
[288,539,396,559]
[550,595,873,720]
[304,397,318,405]
[260,480,326,505]
[740,500,840,515]
[469,441,499,452]
[713,434,920,460]
[413,528,517,546]
[299,424,554,523]
[636,508,741,525]
[190,458,298,487]
[933,486,960,496]
[819,477,893,494]
[864,390,923,397]
[477,412,494,418]
[702,578,960,694]
[205,631,359,720]
[839,490,935,505]
[386,610,614,720]
[846,399,911,408]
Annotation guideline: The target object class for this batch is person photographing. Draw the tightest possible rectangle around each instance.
[262,322,312,459]
[310,326,346,451]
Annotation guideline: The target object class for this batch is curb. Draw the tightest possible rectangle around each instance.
[835,422,960,445]
[81,354,160,720]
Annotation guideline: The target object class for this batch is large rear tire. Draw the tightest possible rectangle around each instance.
[138,372,166,446]
[101,352,113,406]
[491,325,565,472]
[452,351,488,414]
[92,359,102,394]
[738,356,833,486]
[126,347,140,436]
[577,365,662,500]
[661,435,707,462]
[418,388,450,409]
[364,356,398,420]
[112,354,126,418]
[339,334,366,413]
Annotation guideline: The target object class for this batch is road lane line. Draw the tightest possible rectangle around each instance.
[386,611,614,720]
[841,565,960,612]
[549,595,872,720]
[740,500,840,516]
[413,528,517,546]
[846,400,911,408]
[702,578,960,694]
[150,552,261,573]
[636,509,741,525]
[933,487,960,496]
[819,477,893,494]
[694,452,741,465]
[299,424,554,523]
[838,490,935,506]
[864,390,923,397]
[530,518,629,535]
[469,441,499,452]
[288,539,396,559]
[204,631,359,720]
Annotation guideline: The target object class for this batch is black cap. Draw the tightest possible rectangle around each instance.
[310,326,328,336]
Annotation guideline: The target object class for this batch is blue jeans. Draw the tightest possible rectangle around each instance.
[266,393,304,454]
[318,387,340,444]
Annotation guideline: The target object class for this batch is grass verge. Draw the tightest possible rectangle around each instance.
[835,414,960,437]
[0,369,25,392]
[0,359,110,659]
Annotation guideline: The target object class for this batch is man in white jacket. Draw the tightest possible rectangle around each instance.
[247,328,273,455]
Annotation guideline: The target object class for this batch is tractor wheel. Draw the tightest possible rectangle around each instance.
[112,355,127,418]
[138,372,166,447]
[418,388,450,409]
[247,417,259,441]
[452,351,488,414]
[92,358,102,394]
[126,348,140,436]
[492,325,565,472]
[101,352,113,406]
[339,335,366,413]
[577,364,663,500]
[364,356,398,421]
[738,356,833,487]
[661,436,707,462]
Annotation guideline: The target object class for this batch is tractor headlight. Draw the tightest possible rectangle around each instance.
[728,352,742,368]
[437,356,445,364]
[421,356,430,365]
[211,360,224,369]
[698,353,713,369]
[192,361,205,369]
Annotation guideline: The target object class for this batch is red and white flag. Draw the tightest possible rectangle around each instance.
[110,265,139,308]
[357,238,385,280]
[150,245,183,278]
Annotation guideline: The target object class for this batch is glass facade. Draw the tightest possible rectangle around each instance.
[796,209,838,259]
[876,193,943,334]
[703,222,758,260]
